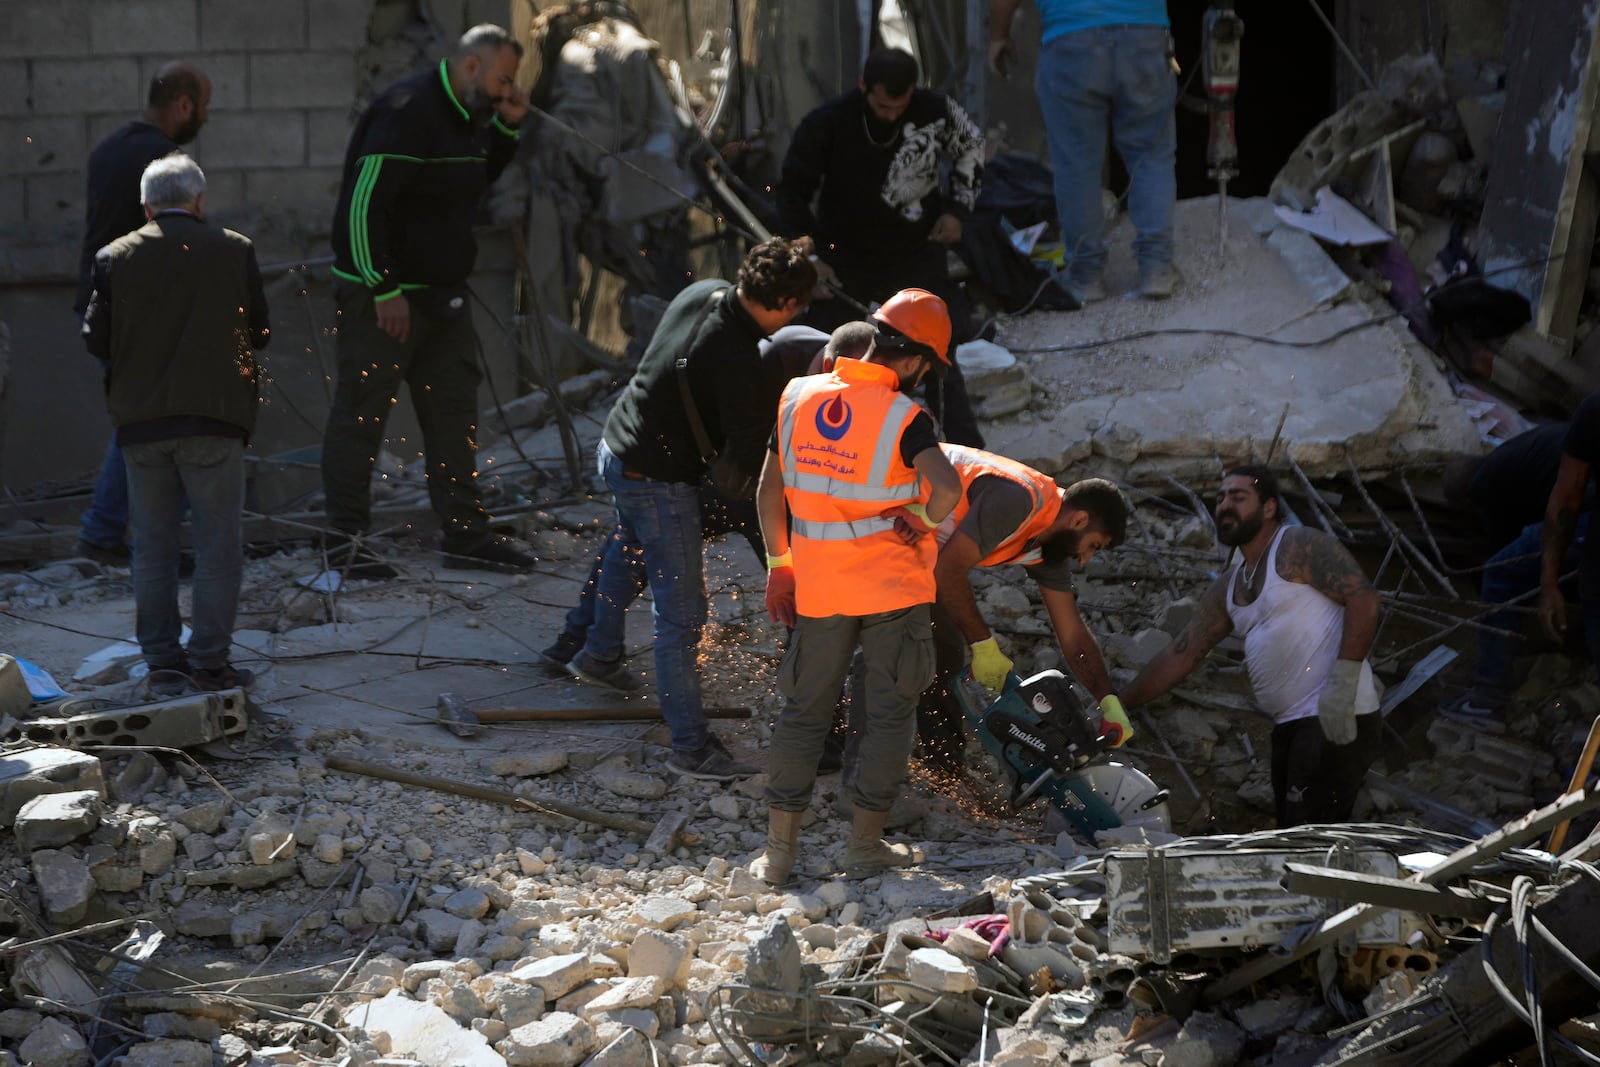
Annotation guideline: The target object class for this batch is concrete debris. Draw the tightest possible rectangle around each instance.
[13,789,101,850]
[0,747,104,826]
[15,1017,88,1067]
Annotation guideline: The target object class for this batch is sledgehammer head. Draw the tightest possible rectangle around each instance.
[436,693,481,738]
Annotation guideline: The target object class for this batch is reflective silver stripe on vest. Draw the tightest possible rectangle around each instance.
[785,469,923,500]
[778,386,804,474]
[866,393,917,486]
[944,443,1046,513]
[791,515,897,540]
[780,384,922,504]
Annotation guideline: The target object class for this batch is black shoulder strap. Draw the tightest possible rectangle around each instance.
[675,286,729,463]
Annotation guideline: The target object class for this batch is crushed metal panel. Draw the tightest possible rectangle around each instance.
[1106,848,1402,962]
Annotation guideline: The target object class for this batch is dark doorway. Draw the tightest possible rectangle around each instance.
[1167,0,1338,199]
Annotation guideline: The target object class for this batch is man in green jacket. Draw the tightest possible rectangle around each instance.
[322,24,534,576]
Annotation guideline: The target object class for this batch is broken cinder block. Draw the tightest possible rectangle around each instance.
[14,788,101,850]
[0,746,104,827]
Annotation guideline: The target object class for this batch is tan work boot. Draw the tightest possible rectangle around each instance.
[750,808,804,885]
[842,805,924,879]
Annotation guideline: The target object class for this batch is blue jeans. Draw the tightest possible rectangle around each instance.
[123,436,245,670]
[584,441,710,755]
[558,482,765,649]
[1036,24,1177,284]
[1477,518,1588,691]
[81,432,131,551]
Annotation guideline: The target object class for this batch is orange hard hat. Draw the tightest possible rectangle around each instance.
[871,288,952,365]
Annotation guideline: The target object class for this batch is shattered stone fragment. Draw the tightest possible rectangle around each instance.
[500,1011,595,1067]
[31,849,93,926]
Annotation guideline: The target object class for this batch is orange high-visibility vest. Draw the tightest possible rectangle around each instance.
[776,359,935,617]
[941,444,1064,567]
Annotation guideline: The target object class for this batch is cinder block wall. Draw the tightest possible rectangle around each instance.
[0,0,519,497]
[1,0,511,278]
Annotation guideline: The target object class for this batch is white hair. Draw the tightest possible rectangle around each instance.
[140,153,205,212]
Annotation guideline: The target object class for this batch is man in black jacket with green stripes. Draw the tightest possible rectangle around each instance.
[322,24,534,575]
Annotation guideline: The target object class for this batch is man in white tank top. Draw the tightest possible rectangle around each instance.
[1121,465,1382,826]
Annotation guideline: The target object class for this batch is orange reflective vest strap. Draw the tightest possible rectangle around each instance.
[776,360,937,617]
[940,443,1064,567]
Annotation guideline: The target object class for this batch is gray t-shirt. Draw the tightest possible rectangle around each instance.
[958,475,1076,593]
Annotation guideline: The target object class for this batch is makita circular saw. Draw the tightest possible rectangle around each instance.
[957,670,1172,839]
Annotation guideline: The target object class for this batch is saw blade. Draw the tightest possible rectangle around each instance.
[1075,762,1171,833]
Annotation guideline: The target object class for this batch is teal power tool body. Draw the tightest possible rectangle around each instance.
[955,669,1172,839]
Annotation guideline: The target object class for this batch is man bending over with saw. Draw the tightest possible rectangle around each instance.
[910,446,1134,774]
[1121,465,1382,826]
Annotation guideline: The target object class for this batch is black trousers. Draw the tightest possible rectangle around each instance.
[1270,712,1383,827]
[321,285,489,547]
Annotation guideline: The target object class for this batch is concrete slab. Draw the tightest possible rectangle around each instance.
[985,196,1482,483]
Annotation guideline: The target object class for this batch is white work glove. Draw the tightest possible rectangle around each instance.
[1317,659,1362,746]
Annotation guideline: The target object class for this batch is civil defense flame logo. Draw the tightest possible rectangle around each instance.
[815,395,852,441]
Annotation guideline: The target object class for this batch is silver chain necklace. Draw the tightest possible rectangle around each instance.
[862,113,901,148]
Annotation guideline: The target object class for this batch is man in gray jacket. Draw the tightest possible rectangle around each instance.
[83,154,270,692]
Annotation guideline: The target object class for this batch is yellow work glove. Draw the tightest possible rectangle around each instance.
[1098,694,1134,747]
[969,637,1013,691]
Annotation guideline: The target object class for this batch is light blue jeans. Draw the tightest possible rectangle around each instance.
[584,441,710,755]
[123,436,244,670]
[1036,24,1177,284]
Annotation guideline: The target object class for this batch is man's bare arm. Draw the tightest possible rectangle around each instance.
[1541,453,1590,639]
[1276,526,1378,661]
[935,531,990,642]
[1040,584,1113,699]
[1121,577,1233,708]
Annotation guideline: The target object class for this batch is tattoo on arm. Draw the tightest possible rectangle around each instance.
[1174,580,1232,658]
[1280,527,1372,604]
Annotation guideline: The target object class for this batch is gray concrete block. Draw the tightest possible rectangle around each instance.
[1265,226,1353,307]
[310,3,373,48]
[0,747,104,826]
[90,0,197,54]
[0,2,90,59]
[1,117,89,174]
[15,788,102,850]
[197,111,305,168]
[196,168,245,216]
[250,52,358,110]
[2,688,247,749]
[0,178,24,226]
[200,0,307,50]
[0,64,28,118]
[308,108,354,166]
[242,165,342,211]
[30,57,142,116]
[25,174,83,227]
[31,848,94,925]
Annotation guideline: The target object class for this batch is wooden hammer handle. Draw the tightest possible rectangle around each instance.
[473,706,752,723]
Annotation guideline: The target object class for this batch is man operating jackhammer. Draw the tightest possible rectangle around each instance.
[751,289,962,884]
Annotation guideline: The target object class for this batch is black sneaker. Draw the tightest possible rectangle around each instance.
[667,736,759,781]
[441,535,537,573]
[323,537,398,580]
[146,659,192,698]
[537,633,584,671]
[191,663,255,692]
[76,538,132,565]
[569,650,644,693]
